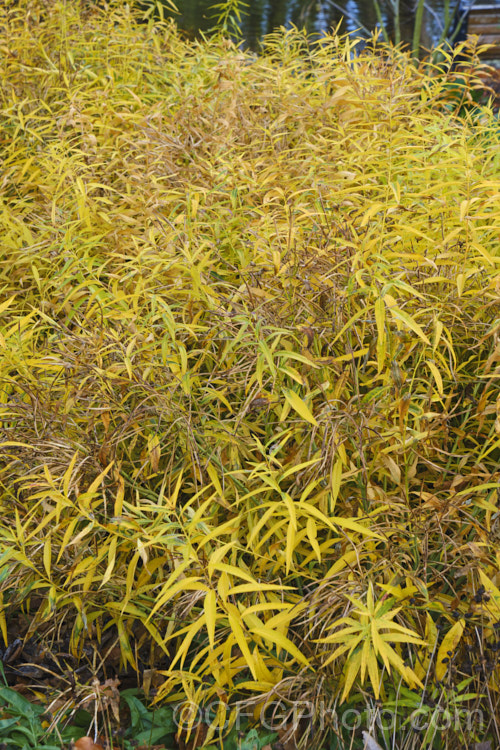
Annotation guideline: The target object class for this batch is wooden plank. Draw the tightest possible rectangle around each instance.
[469,8,500,12]
[469,4,500,10]
[468,17,500,31]
[468,25,500,35]
[468,24,500,32]
[469,11,500,18]
[468,4,500,57]
[469,14,500,22]
[468,11,500,19]
[468,25,500,34]
[468,21,500,30]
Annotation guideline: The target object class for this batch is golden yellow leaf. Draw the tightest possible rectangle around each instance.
[251,626,309,666]
[341,648,362,702]
[435,619,464,681]
[389,306,430,345]
[43,537,52,579]
[282,388,318,426]
[100,536,117,588]
[330,457,343,510]
[0,295,16,317]
[414,611,437,681]
[226,604,257,679]
[426,360,444,397]
[204,589,217,648]
[147,434,161,472]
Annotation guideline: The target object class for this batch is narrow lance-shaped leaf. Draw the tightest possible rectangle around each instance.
[282,388,318,426]
[436,620,464,681]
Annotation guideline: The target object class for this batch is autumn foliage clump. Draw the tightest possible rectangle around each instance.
[0,0,499,747]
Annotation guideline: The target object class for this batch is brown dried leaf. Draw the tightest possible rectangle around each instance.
[74,738,105,750]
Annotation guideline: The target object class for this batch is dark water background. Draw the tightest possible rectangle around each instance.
[164,0,453,52]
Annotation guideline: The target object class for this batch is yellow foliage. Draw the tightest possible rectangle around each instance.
[0,0,498,732]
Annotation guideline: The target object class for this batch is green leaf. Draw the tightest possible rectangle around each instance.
[0,687,43,717]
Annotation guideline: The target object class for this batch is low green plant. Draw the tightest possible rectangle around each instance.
[0,661,72,748]
[118,689,176,747]
[0,687,62,749]
[0,662,180,750]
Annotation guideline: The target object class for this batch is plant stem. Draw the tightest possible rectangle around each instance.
[412,0,425,60]
[373,0,390,44]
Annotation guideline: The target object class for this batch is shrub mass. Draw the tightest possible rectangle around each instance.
[0,0,499,747]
